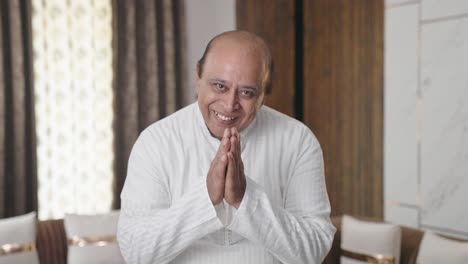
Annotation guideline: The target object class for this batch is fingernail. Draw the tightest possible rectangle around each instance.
[221,154,226,162]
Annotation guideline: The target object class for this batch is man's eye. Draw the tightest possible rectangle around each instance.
[240,90,255,98]
[215,83,225,90]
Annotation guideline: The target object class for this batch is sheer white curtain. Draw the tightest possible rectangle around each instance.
[32,0,114,220]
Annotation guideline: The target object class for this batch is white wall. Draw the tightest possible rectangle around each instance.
[184,0,236,104]
[385,0,468,239]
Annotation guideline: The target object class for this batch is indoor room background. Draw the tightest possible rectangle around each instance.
[1,0,467,245]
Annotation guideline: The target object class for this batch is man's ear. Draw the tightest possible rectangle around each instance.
[195,63,201,80]
[195,64,201,95]
[256,92,266,109]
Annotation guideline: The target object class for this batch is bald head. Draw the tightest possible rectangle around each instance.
[197,31,273,94]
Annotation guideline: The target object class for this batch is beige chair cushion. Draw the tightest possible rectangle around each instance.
[341,215,401,264]
[0,212,39,264]
[416,231,468,264]
[64,211,124,264]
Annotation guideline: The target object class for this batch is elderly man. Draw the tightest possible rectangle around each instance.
[117,30,335,264]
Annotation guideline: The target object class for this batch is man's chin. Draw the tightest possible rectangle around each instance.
[205,124,224,139]
[208,129,224,140]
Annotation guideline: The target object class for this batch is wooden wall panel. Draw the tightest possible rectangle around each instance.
[236,0,384,218]
[236,0,295,116]
[303,1,384,218]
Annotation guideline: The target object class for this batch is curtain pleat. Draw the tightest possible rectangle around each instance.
[112,0,187,208]
[0,0,37,218]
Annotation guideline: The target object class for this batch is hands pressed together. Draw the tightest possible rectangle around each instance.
[207,127,246,209]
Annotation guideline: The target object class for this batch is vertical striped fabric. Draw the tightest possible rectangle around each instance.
[118,103,335,263]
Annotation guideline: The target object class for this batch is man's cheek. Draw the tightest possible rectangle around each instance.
[206,94,221,105]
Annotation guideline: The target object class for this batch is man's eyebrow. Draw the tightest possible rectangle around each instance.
[239,85,259,92]
[208,78,258,91]
[208,78,228,84]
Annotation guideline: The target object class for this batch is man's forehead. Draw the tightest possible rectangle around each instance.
[209,38,257,57]
[203,50,262,82]
[204,39,261,68]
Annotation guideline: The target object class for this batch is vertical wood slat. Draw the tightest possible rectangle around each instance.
[36,219,68,264]
[303,0,384,218]
[236,0,295,117]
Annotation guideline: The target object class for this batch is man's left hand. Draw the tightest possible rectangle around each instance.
[224,127,246,209]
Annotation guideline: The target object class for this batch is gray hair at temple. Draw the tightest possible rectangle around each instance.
[196,30,274,95]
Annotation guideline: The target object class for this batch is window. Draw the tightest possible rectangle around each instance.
[32,0,114,219]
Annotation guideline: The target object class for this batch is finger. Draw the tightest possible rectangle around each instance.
[223,128,230,148]
[211,132,229,179]
[225,152,234,186]
[228,129,241,163]
[211,153,227,180]
[232,135,244,184]
[232,127,239,141]
[229,150,241,184]
[231,127,237,147]
[215,154,228,176]
[230,127,240,150]
[214,129,230,161]
[221,132,230,153]
[230,134,237,155]
[236,129,241,159]
[223,128,231,151]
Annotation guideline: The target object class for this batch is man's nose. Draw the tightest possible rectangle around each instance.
[224,90,240,112]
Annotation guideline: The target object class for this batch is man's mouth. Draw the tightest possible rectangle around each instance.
[213,110,238,121]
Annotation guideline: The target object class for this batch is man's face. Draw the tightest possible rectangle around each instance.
[196,41,265,139]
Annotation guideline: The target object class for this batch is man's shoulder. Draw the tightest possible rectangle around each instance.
[258,105,308,132]
[258,105,320,146]
[138,103,196,142]
[145,103,196,130]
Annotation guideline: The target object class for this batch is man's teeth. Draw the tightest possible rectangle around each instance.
[215,111,236,121]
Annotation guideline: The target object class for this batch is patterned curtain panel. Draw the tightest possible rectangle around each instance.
[33,0,114,220]
[0,0,37,217]
[112,0,187,208]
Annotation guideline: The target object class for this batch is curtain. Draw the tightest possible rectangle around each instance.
[0,0,37,217]
[112,0,187,208]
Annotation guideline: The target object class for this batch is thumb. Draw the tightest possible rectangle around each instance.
[216,153,228,175]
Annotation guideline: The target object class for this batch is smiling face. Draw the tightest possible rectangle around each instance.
[196,37,266,139]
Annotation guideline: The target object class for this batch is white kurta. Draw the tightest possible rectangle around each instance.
[118,102,335,264]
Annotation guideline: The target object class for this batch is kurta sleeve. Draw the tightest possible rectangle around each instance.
[227,128,336,264]
[117,130,224,264]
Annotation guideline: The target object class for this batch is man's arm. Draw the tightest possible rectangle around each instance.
[226,128,336,264]
[117,130,225,264]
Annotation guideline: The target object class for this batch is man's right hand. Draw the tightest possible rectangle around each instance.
[207,128,231,205]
